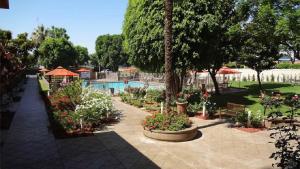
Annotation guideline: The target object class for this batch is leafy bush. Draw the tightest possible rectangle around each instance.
[235,111,248,126]
[145,89,165,103]
[187,102,202,116]
[182,88,202,104]
[55,80,82,108]
[130,99,144,108]
[276,63,300,69]
[143,112,192,131]
[235,110,263,128]
[75,87,114,127]
[125,87,146,98]
[205,101,217,118]
[250,111,263,128]
[225,62,244,68]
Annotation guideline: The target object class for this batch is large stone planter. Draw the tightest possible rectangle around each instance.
[143,125,198,142]
[176,102,188,114]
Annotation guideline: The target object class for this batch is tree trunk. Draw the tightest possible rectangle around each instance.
[256,71,263,92]
[294,50,299,62]
[209,70,220,95]
[164,0,173,113]
[170,72,179,97]
[179,70,186,92]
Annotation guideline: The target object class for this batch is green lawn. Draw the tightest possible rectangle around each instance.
[212,81,300,115]
[38,78,50,92]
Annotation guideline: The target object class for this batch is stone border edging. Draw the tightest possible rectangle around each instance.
[143,125,198,142]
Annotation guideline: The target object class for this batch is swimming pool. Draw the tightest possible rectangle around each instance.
[83,81,162,93]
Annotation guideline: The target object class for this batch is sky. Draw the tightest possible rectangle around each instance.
[0,0,128,53]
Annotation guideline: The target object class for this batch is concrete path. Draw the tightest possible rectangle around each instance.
[1,76,64,169]
[110,98,277,169]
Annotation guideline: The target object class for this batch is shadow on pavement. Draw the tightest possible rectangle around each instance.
[56,131,160,169]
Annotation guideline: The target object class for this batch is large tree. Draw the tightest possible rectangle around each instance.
[95,34,128,71]
[164,0,173,110]
[38,37,77,68]
[74,45,89,65]
[9,33,35,67]
[235,1,281,91]
[47,26,70,40]
[123,0,239,95]
[275,0,300,63]
[31,25,48,47]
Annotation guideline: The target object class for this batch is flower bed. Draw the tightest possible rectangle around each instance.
[40,80,118,138]
[142,112,198,141]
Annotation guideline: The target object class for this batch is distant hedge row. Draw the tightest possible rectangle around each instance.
[275,63,300,69]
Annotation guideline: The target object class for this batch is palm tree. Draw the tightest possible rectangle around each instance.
[164,0,173,112]
[31,25,48,47]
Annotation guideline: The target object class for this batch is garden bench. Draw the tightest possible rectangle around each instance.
[218,102,246,118]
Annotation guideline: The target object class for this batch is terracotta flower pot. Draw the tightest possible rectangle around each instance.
[176,102,188,114]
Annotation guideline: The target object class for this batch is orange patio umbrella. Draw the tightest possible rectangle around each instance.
[119,67,138,73]
[77,68,90,72]
[45,66,79,76]
[217,66,240,74]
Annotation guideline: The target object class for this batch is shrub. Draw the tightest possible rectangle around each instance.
[252,74,256,81]
[145,89,165,103]
[143,112,192,131]
[235,110,263,128]
[271,74,275,82]
[235,111,248,126]
[276,63,300,69]
[250,111,263,128]
[182,88,202,104]
[130,99,144,108]
[75,87,114,127]
[242,76,247,81]
[125,87,146,98]
[56,80,82,108]
[187,102,202,116]
[205,101,217,118]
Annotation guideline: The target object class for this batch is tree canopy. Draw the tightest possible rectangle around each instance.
[123,0,240,94]
[95,34,128,71]
[74,45,89,65]
[233,1,281,90]
[38,37,77,68]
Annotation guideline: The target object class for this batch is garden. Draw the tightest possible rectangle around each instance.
[119,82,300,131]
[38,79,119,137]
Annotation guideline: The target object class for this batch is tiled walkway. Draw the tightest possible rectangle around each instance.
[1,76,63,169]
[1,76,276,169]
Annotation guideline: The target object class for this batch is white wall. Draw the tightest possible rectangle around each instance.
[228,69,300,82]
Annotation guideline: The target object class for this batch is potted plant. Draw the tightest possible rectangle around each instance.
[176,92,188,113]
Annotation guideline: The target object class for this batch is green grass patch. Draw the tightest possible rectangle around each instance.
[212,81,300,115]
[38,78,50,92]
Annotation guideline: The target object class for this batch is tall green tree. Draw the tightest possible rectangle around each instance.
[164,0,173,110]
[11,33,35,66]
[74,45,89,65]
[95,34,128,71]
[31,25,48,47]
[123,0,240,95]
[275,0,300,63]
[47,26,70,40]
[38,37,77,68]
[235,2,281,91]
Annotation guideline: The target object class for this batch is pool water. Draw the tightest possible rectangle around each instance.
[83,81,157,93]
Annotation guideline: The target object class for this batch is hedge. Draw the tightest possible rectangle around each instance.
[276,63,300,69]
[38,78,50,93]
